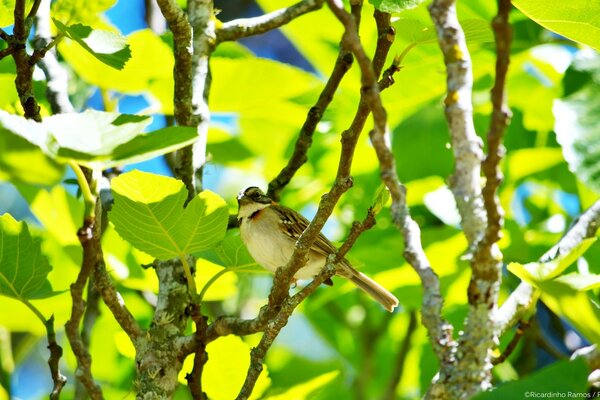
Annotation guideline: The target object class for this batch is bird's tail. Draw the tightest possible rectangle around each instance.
[348,271,399,312]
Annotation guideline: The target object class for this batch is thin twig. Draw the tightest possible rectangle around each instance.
[235,5,402,395]
[236,263,337,400]
[267,2,362,201]
[382,311,418,400]
[65,211,103,399]
[30,33,63,64]
[477,0,512,252]
[26,0,42,22]
[0,46,15,60]
[216,0,324,43]
[0,28,9,41]
[492,319,530,365]
[267,49,354,201]
[46,315,67,400]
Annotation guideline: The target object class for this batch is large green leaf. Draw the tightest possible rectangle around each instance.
[110,170,228,260]
[199,231,262,273]
[474,358,588,399]
[507,238,596,284]
[0,110,198,169]
[53,19,131,70]
[512,0,600,51]
[51,0,115,26]
[0,214,55,300]
[59,29,174,112]
[555,83,600,192]
[0,124,65,185]
[539,281,600,344]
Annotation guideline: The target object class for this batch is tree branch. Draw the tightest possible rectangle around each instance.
[267,2,363,201]
[429,0,486,247]
[236,263,337,400]
[45,315,67,400]
[12,0,42,121]
[492,319,530,365]
[497,199,600,334]
[350,2,454,369]
[186,304,208,400]
[34,0,74,114]
[65,211,104,400]
[156,0,211,200]
[267,49,353,200]
[216,0,324,43]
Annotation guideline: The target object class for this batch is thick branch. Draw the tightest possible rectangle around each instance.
[497,199,600,334]
[12,0,41,120]
[429,0,486,247]
[427,0,510,397]
[34,0,74,114]
[216,0,324,43]
[156,0,210,199]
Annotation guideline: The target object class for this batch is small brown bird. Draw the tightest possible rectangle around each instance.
[237,186,399,312]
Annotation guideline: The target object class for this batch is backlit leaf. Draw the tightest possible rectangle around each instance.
[0,214,56,300]
[110,170,228,260]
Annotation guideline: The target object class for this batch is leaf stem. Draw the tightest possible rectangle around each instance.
[180,255,197,296]
[68,161,96,219]
[21,297,47,325]
[197,268,230,303]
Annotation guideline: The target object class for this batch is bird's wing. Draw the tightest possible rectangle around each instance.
[271,204,338,258]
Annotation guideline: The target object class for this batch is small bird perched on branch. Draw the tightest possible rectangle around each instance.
[237,186,399,312]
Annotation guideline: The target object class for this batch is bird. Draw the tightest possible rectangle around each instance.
[237,186,399,312]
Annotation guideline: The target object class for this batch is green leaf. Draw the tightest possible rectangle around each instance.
[512,0,600,51]
[0,122,65,185]
[538,281,600,344]
[51,0,116,26]
[554,272,600,291]
[474,358,588,400]
[264,371,340,400]
[371,184,391,215]
[369,0,425,14]
[0,110,198,170]
[555,84,600,192]
[0,214,55,300]
[59,29,174,113]
[507,238,596,284]
[53,19,131,70]
[507,148,565,182]
[110,170,228,260]
[198,231,263,272]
